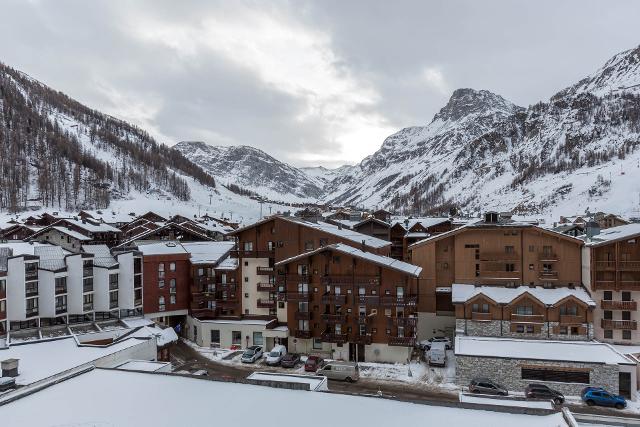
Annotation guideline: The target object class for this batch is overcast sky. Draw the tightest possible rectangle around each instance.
[1,1,639,167]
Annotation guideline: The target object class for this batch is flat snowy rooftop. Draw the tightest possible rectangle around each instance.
[455,336,634,365]
[0,369,569,427]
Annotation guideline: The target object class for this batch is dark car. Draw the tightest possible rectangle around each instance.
[582,387,627,409]
[525,384,564,405]
[469,378,508,396]
[305,355,325,372]
[281,353,301,368]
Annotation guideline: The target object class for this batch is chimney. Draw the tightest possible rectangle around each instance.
[585,221,600,239]
[361,240,366,251]
[1,358,19,377]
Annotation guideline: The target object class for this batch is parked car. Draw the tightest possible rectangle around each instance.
[304,355,325,372]
[427,341,447,367]
[280,353,301,368]
[317,361,360,382]
[241,345,263,363]
[418,336,452,351]
[525,384,564,404]
[468,378,508,396]
[265,344,287,366]
[581,387,627,409]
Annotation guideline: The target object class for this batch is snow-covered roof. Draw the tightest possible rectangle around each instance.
[216,255,239,270]
[58,218,121,233]
[115,360,172,372]
[50,226,92,241]
[0,241,57,257]
[455,336,634,365]
[391,217,450,230]
[33,245,68,271]
[181,241,235,265]
[0,368,570,426]
[405,232,429,238]
[451,284,596,307]
[294,219,391,249]
[585,223,640,247]
[275,243,422,277]
[135,241,188,256]
[82,245,118,268]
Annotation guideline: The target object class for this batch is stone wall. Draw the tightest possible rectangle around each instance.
[456,355,620,396]
[456,319,591,341]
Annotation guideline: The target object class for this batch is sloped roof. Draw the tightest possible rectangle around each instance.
[82,245,118,268]
[34,245,67,271]
[275,243,422,277]
[181,241,235,265]
[585,223,640,247]
[451,283,595,307]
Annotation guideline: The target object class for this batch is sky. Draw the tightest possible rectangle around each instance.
[1,1,640,168]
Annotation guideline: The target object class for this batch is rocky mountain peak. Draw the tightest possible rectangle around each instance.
[432,88,521,123]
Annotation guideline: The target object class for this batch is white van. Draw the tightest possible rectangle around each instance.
[265,344,287,366]
[317,361,360,382]
[428,341,447,367]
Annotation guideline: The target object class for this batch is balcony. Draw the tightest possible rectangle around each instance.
[277,274,309,284]
[357,295,380,306]
[256,266,275,275]
[601,300,637,311]
[83,284,93,293]
[286,292,311,302]
[83,302,94,312]
[191,308,219,318]
[620,261,640,271]
[388,316,418,327]
[593,280,616,291]
[601,319,637,330]
[321,313,347,324]
[481,252,519,261]
[388,336,416,347]
[538,253,559,261]
[134,298,142,307]
[539,271,559,280]
[257,282,277,292]
[257,298,276,308]
[109,300,119,309]
[380,295,418,306]
[351,334,372,345]
[510,314,544,323]
[55,306,67,315]
[320,332,348,343]
[559,315,584,325]
[55,286,67,295]
[321,294,347,305]
[471,311,492,321]
[24,268,38,281]
[236,249,274,258]
[25,307,39,317]
[595,261,616,271]
[294,330,312,339]
[618,281,640,291]
[294,311,312,320]
[321,275,380,286]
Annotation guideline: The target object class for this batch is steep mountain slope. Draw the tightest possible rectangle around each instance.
[324,45,640,218]
[0,63,217,213]
[174,141,325,201]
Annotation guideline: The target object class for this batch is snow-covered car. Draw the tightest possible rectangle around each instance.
[241,345,263,363]
[265,344,287,366]
[419,336,452,351]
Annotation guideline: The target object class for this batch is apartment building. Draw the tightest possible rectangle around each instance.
[276,243,421,363]
[408,212,585,341]
[389,217,452,261]
[582,223,640,344]
[30,218,122,249]
[1,269,7,336]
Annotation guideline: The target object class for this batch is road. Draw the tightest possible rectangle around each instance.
[171,340,640,421]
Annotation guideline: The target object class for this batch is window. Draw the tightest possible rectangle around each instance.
[158,280,165,289]
[244,277,249,282]
[243,242,253,251]
[558,326,568,335]
[506,263,515,272]
[604,310,612,320]
[622,311,631,321]
[169,262,176,272]
[604,329,613,339]
[158,296,165,311]
[253,332,264,345]
[475,264,480,277]
[603,291,612,301]
[623,330,632,340]
[170,279,176,294]
[521,367,589,384]
[528,245,534,252]
[210,330,220,346]
[232,331,242,345]
[559,305,577,316]
[108,274,118,290]
[313,338,323,350]
[515,305,533,315]
[319,238,328,247]
[170,295,176,304]
[505,246,515,254]
[622,292,631,302]
[472,303,489,313]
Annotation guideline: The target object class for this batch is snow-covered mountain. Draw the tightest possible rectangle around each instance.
[174,142,326,202]
[323,44,640,218]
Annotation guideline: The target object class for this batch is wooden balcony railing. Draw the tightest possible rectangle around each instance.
[294,330,312,339]
[388,336,416,347]
[321,275,380,286]
[618,281,640,291]
[380,295,418,306]
[481,252,519,261]
[593,281,640,291]
[357,295,380,305]
[321,294,347,305]
[388,317,418,327]
[593,280,616,291]
[538,253,559,261]
[276,274,309,285]
[234,249,275,258]
[320,332,348,343]
[510,314,544,323]
[539,271,559,280]
[294,311,312,320]
[471,311,492,321]
[286,292,311,302]
[595,261,616,270]
[257,282,277,292]
[559,315,584,325]
[601,300,637,311]
[321,313,347,324]
[620,261,640,271]
[257,298,276,308]
[601,319,638,330]
[256,266,275,275]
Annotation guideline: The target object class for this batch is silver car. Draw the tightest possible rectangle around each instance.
[241,345,263,363]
